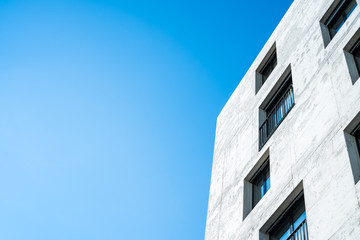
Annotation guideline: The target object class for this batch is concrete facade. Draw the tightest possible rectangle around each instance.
[205,0,360,239]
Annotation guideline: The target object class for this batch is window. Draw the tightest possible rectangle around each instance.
[344,29,360,84]
[260,51,277,84]
[349,39,360,74]
[251,159,270,208]
[352,123,360,154]
[256,43,277,93]
[259,67,295,150]
[326,0,357,38]
[344,113,360,184]
[268,194,308,240]
[321,0,357,47]
[259,183,308,240]
[243,150,270,219]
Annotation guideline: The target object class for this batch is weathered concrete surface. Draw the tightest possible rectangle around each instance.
[205,0,360,239]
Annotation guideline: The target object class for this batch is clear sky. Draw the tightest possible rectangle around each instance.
[0,0,293,239]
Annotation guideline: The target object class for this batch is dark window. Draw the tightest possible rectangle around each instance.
[325,0,357,39]
[243,152,270,219]
[344,114,360,184]
[352,123,360,156]
[343,30,360,84]
[349,39,360,76]
[260,51,277,84]
[268,194,308,240]
[259,73,295,150]
[250,159,270,208]
[256,45,277,93]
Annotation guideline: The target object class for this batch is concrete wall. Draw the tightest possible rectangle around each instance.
[205,0,360,239]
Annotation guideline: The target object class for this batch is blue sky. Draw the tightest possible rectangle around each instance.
[0,1,293,239]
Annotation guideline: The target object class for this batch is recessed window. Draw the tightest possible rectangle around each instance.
[344,29,360,84]
[243,150,270,219]
[352,124,360,153]
[259,67,295,150]
[268,194,308,240]
[327,0,357,38]
[256,43,277,93]
[251,160,270,208]
[321,0,357,47]
[344,113,360,184]
[349,39,360,73]
[259,183,308,240]
[260,51,277,84]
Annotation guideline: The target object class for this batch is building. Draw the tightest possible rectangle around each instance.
[205,0,360,239]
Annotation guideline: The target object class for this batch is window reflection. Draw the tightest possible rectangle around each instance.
[251,160,270,208]
[326,0,357,38]
[269,194,307,240]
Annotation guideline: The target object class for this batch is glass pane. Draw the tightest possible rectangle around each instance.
[253,176,264,197]
[261,183,266,197]
[344,0,357,19]
[329,15,344,36]
[265,176,271,192]
[279,229,291,240]
[261,51,277,83]
[270,218,291,240]
[265,76,293,136]
[291,199,306,229]
[265,167,271,192]
[252,162,270,207]
[269,196,306,240]
[304,222,308,240]
[293,211,306,230]
[327,0,357,38]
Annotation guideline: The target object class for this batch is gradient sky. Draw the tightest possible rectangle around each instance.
[0,1,293,239]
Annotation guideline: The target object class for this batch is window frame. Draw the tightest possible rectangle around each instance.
[259,50,277,84]
[325,0,357,38]
[264,73,293,113]
[255,43,277,94]
[349,38,360,77]
[321,0,358,47]
[344,28,360,84]
[259,68,295,151]
[243,149,270,220]
[267,193,307,240]
[259,182,307,240]
[344,112,360,184]
[249,158,270,208]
